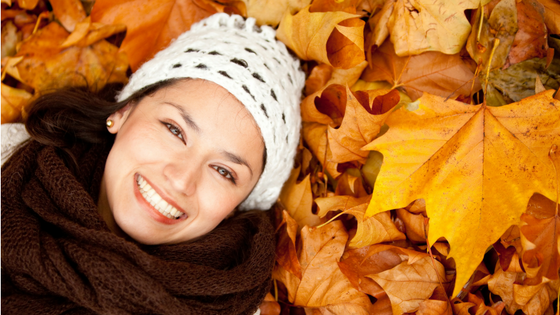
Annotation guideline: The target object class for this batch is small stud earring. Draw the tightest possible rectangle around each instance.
[106,120,114,128]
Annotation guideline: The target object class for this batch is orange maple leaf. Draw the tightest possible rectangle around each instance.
[90,0,243,71]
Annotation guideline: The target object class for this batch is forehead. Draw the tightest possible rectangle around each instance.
[163,79,256,125]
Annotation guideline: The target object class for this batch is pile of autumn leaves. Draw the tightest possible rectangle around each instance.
[2,0,560,313]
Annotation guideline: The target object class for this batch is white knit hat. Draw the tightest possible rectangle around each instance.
[117,13,305,210]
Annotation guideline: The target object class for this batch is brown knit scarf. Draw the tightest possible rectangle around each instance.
[1,140,275,315]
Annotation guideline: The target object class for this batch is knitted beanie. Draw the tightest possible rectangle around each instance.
[117,13,305,210]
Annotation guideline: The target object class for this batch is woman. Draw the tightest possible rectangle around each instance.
[2,13,304,314]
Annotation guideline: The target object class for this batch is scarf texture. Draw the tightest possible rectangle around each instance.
[1,140,275,315]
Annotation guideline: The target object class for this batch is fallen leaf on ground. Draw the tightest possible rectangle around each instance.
[279,167,321,230]
[347,204,406,248]
[1,83,32,123]
[91,0,231,71]
[61,16,127,48]
[519,149,560,285]
[364,0,393,55]
[385,0,486,56]
[487,57,560,104]
[50,0,86,32]
[504,0,548,68]
[315,194,370,217]
[243,0,311,27]
[334,170,368,197]
[2,21,20,58]
[16,0,39,10]
[488,262,560,314]
[462,292,505,315]
[273,220,374,314]
[364,91,560,297]
[366,246,449,314]
[309,0,362,14]
[535,0,560,34]
[416,298,452,315]
[395,208,427,243]
[276,210,301,279]
[361,41,480,101]
[466,0,518,71]
[328,87,399,164]
[259,292,281,315]
[302,122,340,178]
[305,60,368,96]
[14,22,128,92]
[338,245,400,297]
[276,5,364,69]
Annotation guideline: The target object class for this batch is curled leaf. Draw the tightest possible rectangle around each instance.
[276,5,364,69]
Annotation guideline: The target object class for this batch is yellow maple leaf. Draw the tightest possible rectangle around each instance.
[363,90,560,297]
[371,0,491,56]
[276,5,364,69]
[328,87,399,164]
[243,0,312,27]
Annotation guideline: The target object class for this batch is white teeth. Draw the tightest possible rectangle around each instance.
[166,205,174,214]
[136,175,183,219]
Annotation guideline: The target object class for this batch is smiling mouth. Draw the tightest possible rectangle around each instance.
[137,175,186,220]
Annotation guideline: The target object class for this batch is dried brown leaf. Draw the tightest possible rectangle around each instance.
[367,250,448,314]
[505,0,548,67]
[276,210,302,279]
[362,41,479,101]
[50,0,86,32]
[279,167,321,230]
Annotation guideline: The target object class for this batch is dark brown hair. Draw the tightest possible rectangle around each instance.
[25,80,178,148]
[22,80,178,170]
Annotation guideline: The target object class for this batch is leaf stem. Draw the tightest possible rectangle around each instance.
[549,144,559,217]
[484,38,500,100]
[477,3,484,42]
[316,210,348,229]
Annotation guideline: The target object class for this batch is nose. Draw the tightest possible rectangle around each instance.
[163,160,202,196]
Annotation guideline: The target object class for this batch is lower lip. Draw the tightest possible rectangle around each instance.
[133,175,184,225]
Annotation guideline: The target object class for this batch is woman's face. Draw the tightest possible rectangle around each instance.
[100,79,265,245]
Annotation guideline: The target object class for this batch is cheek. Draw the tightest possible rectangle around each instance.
[196,181,240,221]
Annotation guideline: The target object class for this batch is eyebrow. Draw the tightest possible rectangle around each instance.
[162,101,254,178]
[222,150,254,178]
[162,101,201,133]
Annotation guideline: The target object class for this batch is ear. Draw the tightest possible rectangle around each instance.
[107,103,132,134]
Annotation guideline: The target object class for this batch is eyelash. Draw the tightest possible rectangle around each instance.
[213,166,236,184]
[163,122,185,144]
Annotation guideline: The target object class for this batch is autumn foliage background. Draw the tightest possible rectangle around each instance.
[2,0,560,313]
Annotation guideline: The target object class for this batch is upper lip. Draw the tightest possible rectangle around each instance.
[137,174,188,216]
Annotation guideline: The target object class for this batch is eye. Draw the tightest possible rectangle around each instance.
[213,165,236,184]
[164,122,185,143]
